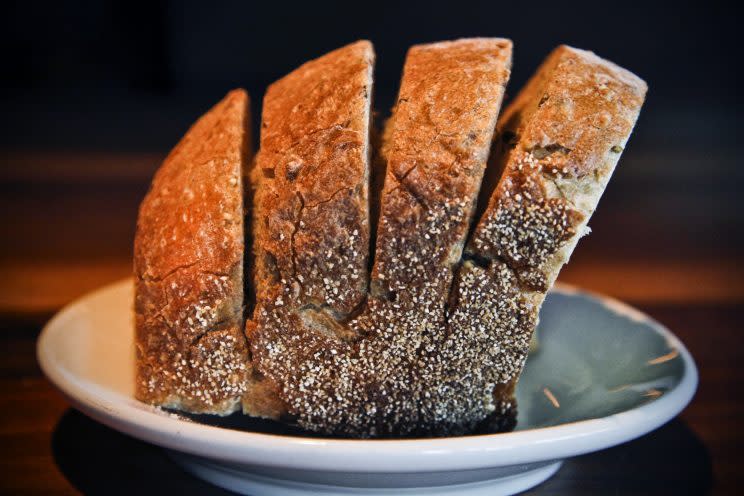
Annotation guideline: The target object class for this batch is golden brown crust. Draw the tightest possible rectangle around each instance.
[134,89,251,414]
[249,39,514,436]
[465,45,647,409]
[243,41,374,419]
[499,46,647,177]
[469,45,647,286]
[252,40,374,318]
[372,38,513,294]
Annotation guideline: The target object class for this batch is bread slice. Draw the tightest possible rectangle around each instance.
[244,41,375,418]
[361,38,514,435]
[134,90,251,414]
[250,40,374,318]
[461,45,648,415]
[247,39,513,436]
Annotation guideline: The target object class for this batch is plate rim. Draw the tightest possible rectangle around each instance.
[37,278,698,473]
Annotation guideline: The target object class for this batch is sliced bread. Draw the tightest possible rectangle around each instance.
[134,90,252,414]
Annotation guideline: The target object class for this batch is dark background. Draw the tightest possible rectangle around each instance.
[0,1,742,494]
[1,1,740,151]
[1,0,742,268]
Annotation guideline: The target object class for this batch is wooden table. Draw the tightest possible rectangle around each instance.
[1,151,742,494]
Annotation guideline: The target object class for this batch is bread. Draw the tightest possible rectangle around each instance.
[250,40,374,319]
[134,89,252,414]
[134,41,647,438]
[248,39,513,436]
[242,40,375,419]
[464,45,647,409]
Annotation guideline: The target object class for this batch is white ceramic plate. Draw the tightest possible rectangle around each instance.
[38,279,697,495]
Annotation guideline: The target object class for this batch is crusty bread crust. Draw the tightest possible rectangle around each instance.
[251,40,374,319]
[244,40,375,419]
[134,90,251,414]
[465,45,647,408]
[373,38,513,294]
[248,39,513,436]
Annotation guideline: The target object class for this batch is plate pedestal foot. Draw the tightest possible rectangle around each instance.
[168,450,562,496]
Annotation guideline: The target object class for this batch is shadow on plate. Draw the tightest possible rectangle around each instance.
[52,409,712,495]
[168,407,514,439]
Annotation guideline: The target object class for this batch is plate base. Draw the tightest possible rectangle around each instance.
[38,280,697,495]
[168,450,562,495]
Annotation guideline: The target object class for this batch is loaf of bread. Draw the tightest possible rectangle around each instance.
[134,40,646,437]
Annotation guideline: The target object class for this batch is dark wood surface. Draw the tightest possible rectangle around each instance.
[0,150,742,495]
